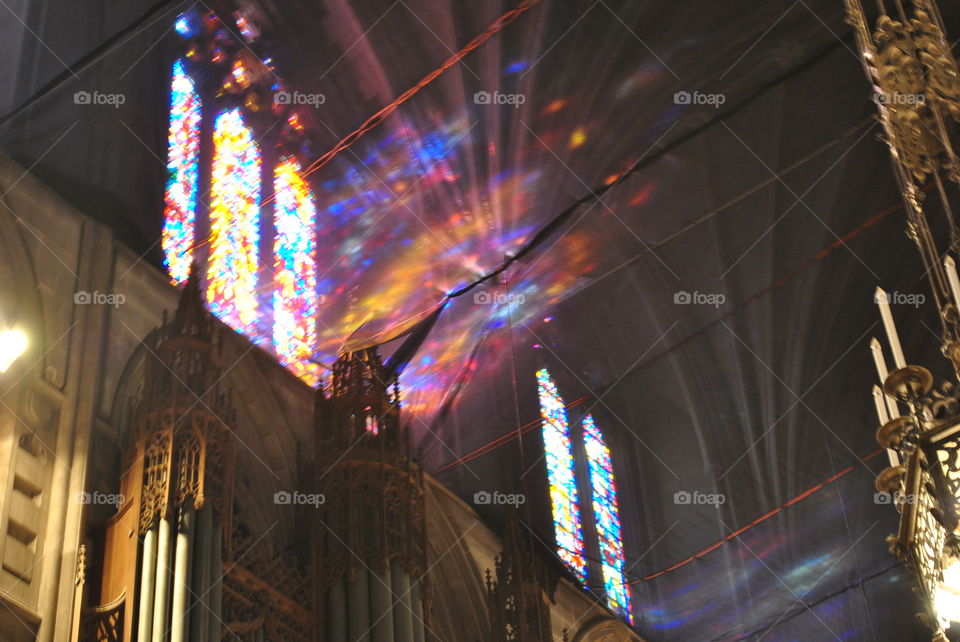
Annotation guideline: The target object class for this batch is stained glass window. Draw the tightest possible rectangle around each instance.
[162,59,202,284]
[583,414,633,624]
[207,108,261,336]
[273,157,320,386]
[536,368,587,582]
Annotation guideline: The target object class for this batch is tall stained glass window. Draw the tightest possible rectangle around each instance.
[207,108,261,336]
[273,157,319,386]
[162,59,202,284]
[536,368,587,582]
[583,414,633,623]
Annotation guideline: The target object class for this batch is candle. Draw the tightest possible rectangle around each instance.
[876,287,907,368]
[886,448,900,467]
[873,385,890,425]
[873,386,900,467]
[946,256,960,308]
[870,337,888,382]
[869,336,900,417]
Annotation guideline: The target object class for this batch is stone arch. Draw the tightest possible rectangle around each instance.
[572,615,640,641]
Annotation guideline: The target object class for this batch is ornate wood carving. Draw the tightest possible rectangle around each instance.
[222,566,313,640]
[80,592,125,642]
[313,348,429,626]
[133,267,236,533]
[486,508,557,642]
[85,266,239,641]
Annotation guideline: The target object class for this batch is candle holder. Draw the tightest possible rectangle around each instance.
[844,0,960,637]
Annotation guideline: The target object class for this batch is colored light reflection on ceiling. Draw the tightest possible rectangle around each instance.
[162,59,201,285]
[583,413,633,624]
[273,157,321,386]
[536,367,587,582]
[207,108,261,338]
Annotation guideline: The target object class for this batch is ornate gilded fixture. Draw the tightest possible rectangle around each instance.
[844,0,960,638]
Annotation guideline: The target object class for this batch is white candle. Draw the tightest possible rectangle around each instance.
[886,448,900,467]
[886,395,900,422]
[876,287,907,368]
[870,337,888,382]
[873,386,901,467]
[945,256,960,308]
[873,385,890,425]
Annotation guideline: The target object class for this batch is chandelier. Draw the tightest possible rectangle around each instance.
[844,0,960,638]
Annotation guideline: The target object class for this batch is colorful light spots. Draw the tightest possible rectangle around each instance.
[583,414,633,624]
[174,14,193,38]
[536,368,587,582]
[207,108,261,337]
[162,59,202,285]
[568,126,587,149]
[273,157,320,386]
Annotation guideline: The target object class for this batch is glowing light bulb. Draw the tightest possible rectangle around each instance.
[937,560,960,625]
[0,328,27,373]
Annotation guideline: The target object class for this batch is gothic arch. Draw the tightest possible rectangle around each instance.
[571,615,640,641]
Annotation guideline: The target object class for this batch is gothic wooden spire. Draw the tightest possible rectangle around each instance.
[486,507,557,642]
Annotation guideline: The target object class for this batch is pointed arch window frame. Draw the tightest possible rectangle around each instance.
[162,58,203,285]
[535,367,633,624]
[161,49,324,387]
